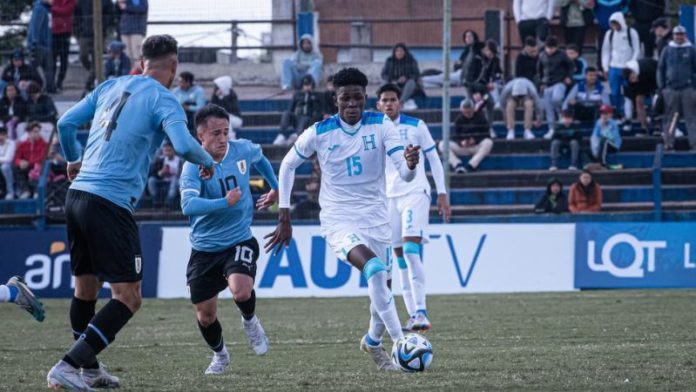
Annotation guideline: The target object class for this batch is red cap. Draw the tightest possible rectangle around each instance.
[599,104,613,114]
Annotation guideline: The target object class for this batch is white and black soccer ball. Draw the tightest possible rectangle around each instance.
[391,333,433,372]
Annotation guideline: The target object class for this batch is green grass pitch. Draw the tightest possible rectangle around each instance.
[1,290,696,391]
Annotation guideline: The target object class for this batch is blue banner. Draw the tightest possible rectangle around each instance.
[575,223,696,288]
[0,224,162,298]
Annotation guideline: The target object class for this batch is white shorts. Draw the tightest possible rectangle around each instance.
[388,191,431,247]
[322,223,393,275]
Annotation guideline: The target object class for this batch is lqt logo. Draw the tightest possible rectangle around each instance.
[587,233,696,278]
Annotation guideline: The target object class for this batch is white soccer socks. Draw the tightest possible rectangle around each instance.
[396,256,417,316]
[403,241,427,313]
[364,257,404,343]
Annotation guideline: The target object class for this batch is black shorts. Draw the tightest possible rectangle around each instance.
[187,237,259,304]
[65,189,143,283]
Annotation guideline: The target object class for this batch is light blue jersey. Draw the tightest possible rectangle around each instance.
[58,75,214,212]
[180,139,278,252]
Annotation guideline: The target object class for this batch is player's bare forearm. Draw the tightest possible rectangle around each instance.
[263,208,292,254]
[437,193,451,223]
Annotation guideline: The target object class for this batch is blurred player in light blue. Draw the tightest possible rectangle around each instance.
[180,104,279,375]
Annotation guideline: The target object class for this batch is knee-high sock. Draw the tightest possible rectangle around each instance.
[70,297,99,369]
[364,257,404,343]
[396,256,416,316]
[198,319,226,353]
[367,303,386,343]
[0,285,16,302]
[403,242,427,312]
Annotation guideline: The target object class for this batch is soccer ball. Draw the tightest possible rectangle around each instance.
[391,333,433,372]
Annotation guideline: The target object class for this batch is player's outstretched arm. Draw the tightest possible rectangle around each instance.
[253,155,279,210]
[263,149,305,254]
[181,188,240,216]
[423,145,451,222]
[165,121,215,170]
[57,88,102,180]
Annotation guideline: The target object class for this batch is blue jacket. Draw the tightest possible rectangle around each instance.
[657,41,696,90]
[119,0,148,35]
[594,0,627,30]
[105,54,132,79]
[591,118,622,156]
[27,0,52,49]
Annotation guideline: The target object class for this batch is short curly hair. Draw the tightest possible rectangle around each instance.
[141,34,178,60]
[332,67,368,89]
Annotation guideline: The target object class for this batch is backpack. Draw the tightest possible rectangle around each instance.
[609,27,634,51]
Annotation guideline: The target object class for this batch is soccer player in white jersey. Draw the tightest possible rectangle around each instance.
[376,83,451,332]
[264,68,420,371]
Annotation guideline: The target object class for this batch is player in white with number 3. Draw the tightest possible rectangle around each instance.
[376,84,451,332]
[265,68,420,371]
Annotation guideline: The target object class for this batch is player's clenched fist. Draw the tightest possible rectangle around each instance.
[404,144,420,170]
[226,187,242,207]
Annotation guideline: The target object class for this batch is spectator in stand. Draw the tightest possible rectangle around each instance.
[27,0,56,94]
[629,0,664,58]
[591,104,622,166]
[73,0,114,90]
[211,75,243,136]
[652,18,671,59]
[601,12,640,121]
[534,178,569,214]
[515,37,541,84]
[439,99,494,173]
[0,84,28,138]
[25,81,58,124]
[567,44,587,84]
[538,36,574,139]
[594,0,628,69]
[320,74,337,119]
[423,30,482,87]
[13,122,47,199]
[51,0,75,92]
[550,109,583,170]
[117,0,149,62]
[468,39,503,136]
[458,32,484,93]
[105,41,132,79]
[281,34,323,91]
[172,71,206,133]
[147,142,181,208]
[275,75,322,146]
[499,77,544,140]
[0,128,16,199]
[513,0,555,43]
[563,66,609,121]
[560,0,594,55]
[1,50,43,95]
[293,157,321,220]
[624,58,657,136]
[569,170,602,213]
[658,26,696,151]
[381,43,423,111]
[47,132,68,182]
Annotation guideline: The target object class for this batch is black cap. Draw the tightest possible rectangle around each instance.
[651,18,668,31]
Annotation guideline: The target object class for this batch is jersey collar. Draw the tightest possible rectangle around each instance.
[215,143,230,164]
[338,115,362,136]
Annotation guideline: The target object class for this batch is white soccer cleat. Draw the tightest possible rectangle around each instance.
[360,335,400,372]
[81,363,120,389]
[7,275,45,322]
[242,316,269,356]
[204,353,230,375]
[411,311,432,332]
[402,315,416,332]
[47,360,95,391]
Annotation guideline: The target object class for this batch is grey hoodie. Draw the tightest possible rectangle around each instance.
[601,12,641,71]
[657,40,696,90]
[290,34,322,72]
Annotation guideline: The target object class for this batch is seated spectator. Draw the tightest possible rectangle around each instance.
[534,178,569,214]
[281,34,322,91]
[438,99,494,173]
[567,44,587,84]
[147,142,181,208]
[467,40,503,137]
[0,83,28,138]
[320,74,337,119]
[25,81,57,124]
[13,122,47,199]
[591,104,622,166]
[381,43,423,110]
[513,0,554,43]
[624,59,658,136]
[212,75,243,139]
[559,0,593,54]
[563,66,609,122]
[275,75,322,146]
[1,49,43,96]
[47,133,68,182]
[550,109,583,171]
[0,128,16,199]
[652,18,671,59]
[657,25,696,151]
[601,12,640,121]
[105,41,132,79]
[423,30,482,87]
[568,170,602,213]
[538,36,574,139]
[514,37,540,84]
[172,71,206,133]
[499,77,544,140]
